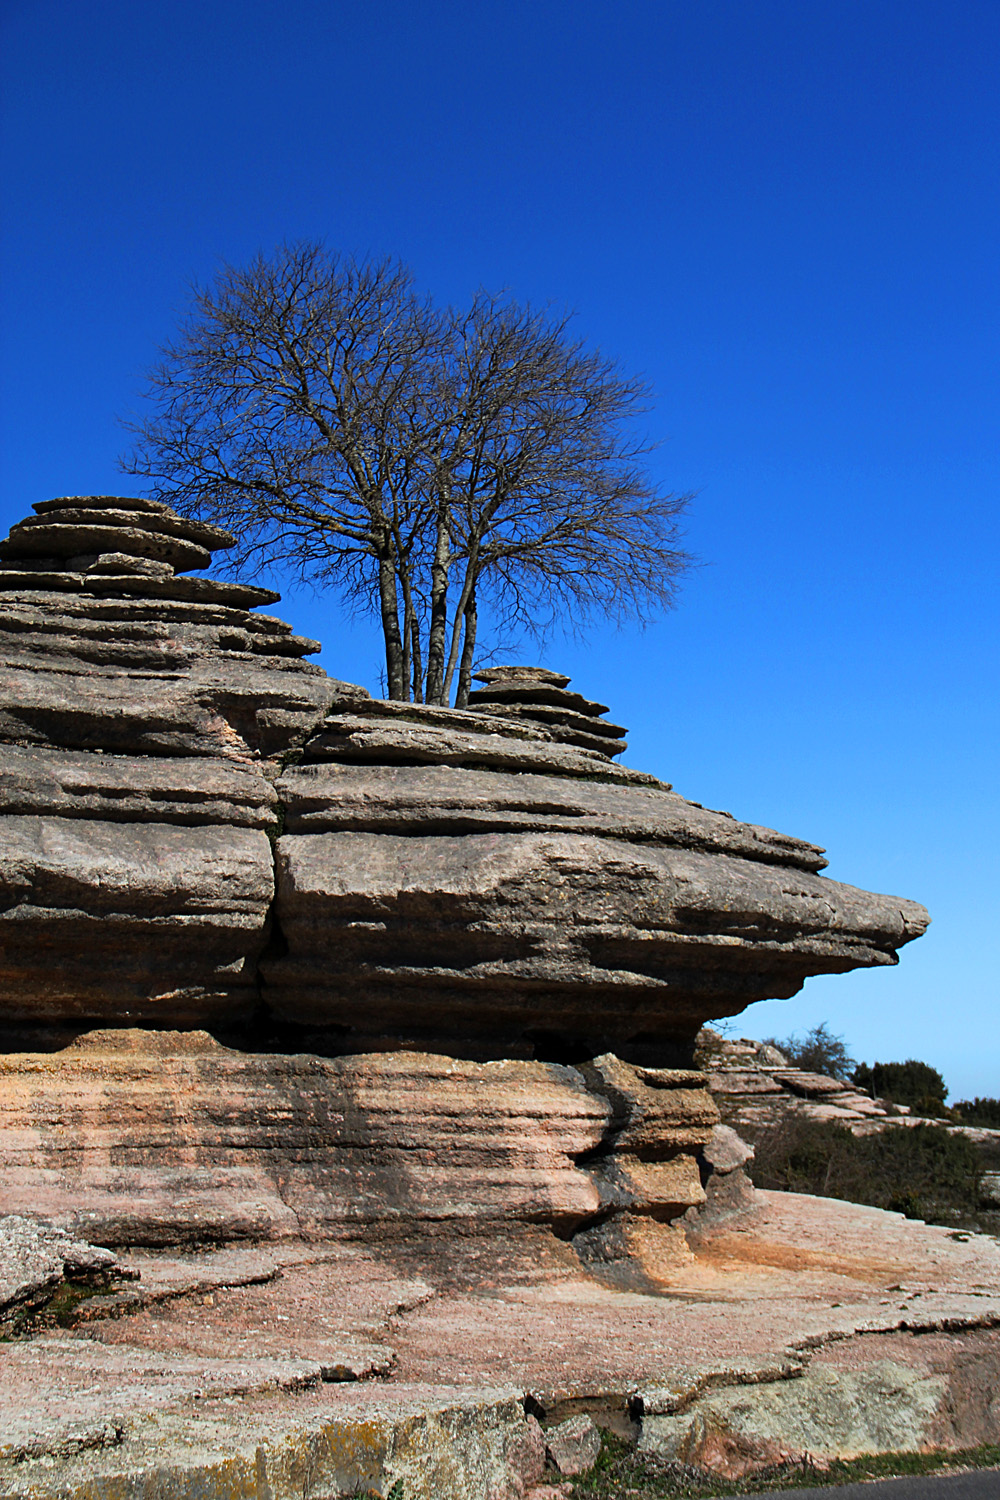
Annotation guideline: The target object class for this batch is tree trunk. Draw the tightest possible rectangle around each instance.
[423,480,452,705]
[399,564,419,704]
[454,590,478,708]
[410,612,424,702]
[401,599,412,704]
[377,551,406,699]
[442,546,479,701]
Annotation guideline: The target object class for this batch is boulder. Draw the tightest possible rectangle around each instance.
[544,1414,602,1476]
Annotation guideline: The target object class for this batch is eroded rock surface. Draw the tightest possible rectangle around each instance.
[0,1028,716,1266]
[268,682,929,1061]
[0,495,345,1024]
[0,496,930,1266]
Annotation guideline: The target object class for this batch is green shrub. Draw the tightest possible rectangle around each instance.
[852,1059,948,1110]
[953,1096,1000,1128]
[748,1116,981,1222]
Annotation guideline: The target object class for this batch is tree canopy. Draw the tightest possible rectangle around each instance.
[764,1022,856,1081]
[120,243,691,703]
[853,1059,949,1113]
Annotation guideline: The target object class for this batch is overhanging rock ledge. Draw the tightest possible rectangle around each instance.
[0,495,928,1267]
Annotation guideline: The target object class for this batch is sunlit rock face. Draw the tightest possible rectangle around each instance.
[268,665,929,1065]
[0,495,347,1024]
[0,498,929,1263]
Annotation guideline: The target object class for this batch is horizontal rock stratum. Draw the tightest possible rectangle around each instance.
[0,495,929,1260]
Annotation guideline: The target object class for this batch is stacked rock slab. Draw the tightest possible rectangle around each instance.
[269,679,929,1066]
[0,495,341,1026]
[0,500,930,1272]
[468,664,629,758]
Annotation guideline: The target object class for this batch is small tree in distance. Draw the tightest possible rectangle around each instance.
[120,243,692,705]
[853,1059,949,1115]
[764,1022,856,1081]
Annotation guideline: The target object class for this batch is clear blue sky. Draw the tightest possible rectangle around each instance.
[2,1,997,1096]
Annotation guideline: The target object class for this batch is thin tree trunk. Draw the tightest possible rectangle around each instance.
[411,613,424,702]
[401,595,412,704]
[423,477,452,704]
[399,560,420,704]
[454,589,478,707]
[377,551,406,699]
[442,548,478,700]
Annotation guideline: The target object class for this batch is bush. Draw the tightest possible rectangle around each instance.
[762,1023,855,1080]
[852,1059,948,1110]
[748,1116,982,1222]
[953,1097,1000,1128]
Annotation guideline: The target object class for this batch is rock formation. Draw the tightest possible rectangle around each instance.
[0,495,930,1268]
[269,679,928,1064]
[0,494,344,1026]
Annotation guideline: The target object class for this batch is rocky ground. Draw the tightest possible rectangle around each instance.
[1,1192,998,1499]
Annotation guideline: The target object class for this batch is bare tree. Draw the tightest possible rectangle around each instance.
[121,244,691,703]
[121,244,443,700]
[425,293,691,705]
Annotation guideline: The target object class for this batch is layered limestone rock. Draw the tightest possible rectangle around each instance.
[469,663,629,758]
[269,680,929,1063]
[0,496,930,1265]
[0,495,347,1025]
[0,1029,716,1268]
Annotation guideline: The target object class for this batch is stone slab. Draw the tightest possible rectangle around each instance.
[1,1193,998,1496]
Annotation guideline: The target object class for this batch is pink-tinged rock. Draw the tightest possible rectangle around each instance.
[0,1030,713,1256]
[545,1413,602,1474]
[504,1413,547,1493]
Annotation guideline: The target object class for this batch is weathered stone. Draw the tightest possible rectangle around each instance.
[478,701,628,755]
[0,744,279,828]
[32,493,174,515]
[469,682,610,717]
[276,762,826,869]
[85,551,174,577]
[265,827,928,1057]
[0,1378,534,1500]
[469,666,628,760]
[639,1360,951,1475]
[3,1190,999,1492]
[0,498,930,1273]
[0,819,274,1022]
[0,1215,131,1326]
[505,1413,547,1491]
[0,1030,714,1252]
[23,496,236,550]
[1,520,213,573]
[544,1414,602,1475]
[0,498,345,1026]
[303,709,656,782]
[703,1124,755,1175]
[474,666,571,687]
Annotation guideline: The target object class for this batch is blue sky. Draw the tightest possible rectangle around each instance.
[2,0,997,1096]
